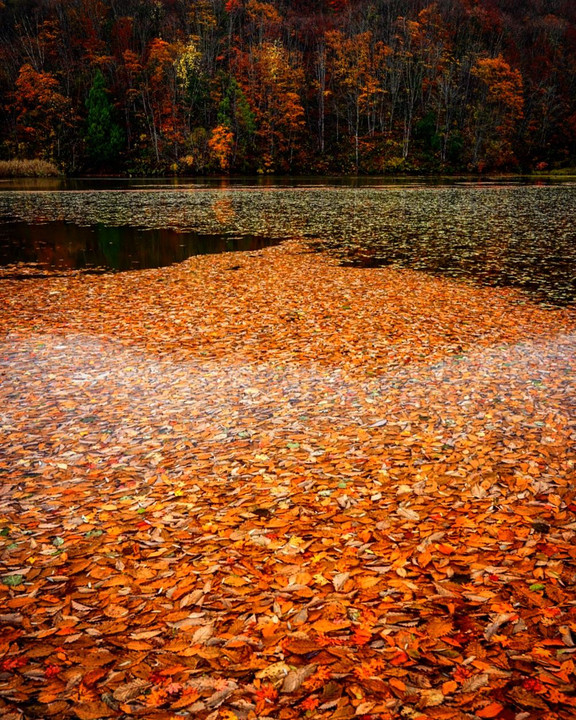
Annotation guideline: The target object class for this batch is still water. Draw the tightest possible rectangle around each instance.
[0,177,574,305]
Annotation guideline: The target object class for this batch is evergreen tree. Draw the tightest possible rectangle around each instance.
[85,70,123,167]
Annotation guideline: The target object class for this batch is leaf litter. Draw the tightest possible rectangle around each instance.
[0,239,575,719]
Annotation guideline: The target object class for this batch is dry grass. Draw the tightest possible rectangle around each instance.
[0,158,60,177]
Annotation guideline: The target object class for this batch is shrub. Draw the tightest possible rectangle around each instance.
[0,159,61,177]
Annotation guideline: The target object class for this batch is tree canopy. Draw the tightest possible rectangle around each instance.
[0,0,575,174]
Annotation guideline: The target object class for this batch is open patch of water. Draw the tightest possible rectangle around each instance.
[0,180,574,305]
[0,221,277,275]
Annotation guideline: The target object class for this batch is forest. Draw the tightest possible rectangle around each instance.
[0,0,575,175]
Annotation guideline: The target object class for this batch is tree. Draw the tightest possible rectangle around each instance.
[133,37,184,167]
[235,42,305,171]
[10,63,76,163]
[469,55,524,170]
[1,0,575,173]
[209,123,234,170]
[325,30,390,170]
[217,75,256,165]
[85,69,124,167]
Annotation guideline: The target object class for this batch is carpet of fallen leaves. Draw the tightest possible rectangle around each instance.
[1,240,576,720]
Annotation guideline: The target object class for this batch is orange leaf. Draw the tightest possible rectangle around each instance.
[261,622,279,638]
[426,617,454,638]
[358,576,380,589]
[74,701,115,720]
[437,543,455,555]
[312,618,349,634]
[103,604,129,619]
[477,702,504,718]
[171,689,201,709]
[125,640,153,651]
[417,549,433,567]
[222,574,248,586]
[389,678,406,692]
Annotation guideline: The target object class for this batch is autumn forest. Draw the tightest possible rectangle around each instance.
[1,0,576,175]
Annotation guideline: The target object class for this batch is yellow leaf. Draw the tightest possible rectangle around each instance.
[313,573,330,586]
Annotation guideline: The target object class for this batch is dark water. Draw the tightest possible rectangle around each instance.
[0,178,574,305]
[0,222,276,275]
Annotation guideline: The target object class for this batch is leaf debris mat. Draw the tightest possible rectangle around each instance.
[1,241,576,719]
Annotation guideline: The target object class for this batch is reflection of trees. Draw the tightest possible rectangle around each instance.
[211,198,236,225]
[0,218,281,274]
[0,222,87,269]
[95,226,122,269]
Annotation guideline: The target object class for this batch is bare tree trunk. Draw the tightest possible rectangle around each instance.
[316,46,326,154]
[355,100,360,170]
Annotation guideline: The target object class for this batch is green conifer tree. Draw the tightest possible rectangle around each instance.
[85,70,124,167]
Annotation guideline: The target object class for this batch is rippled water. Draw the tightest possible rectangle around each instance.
[0,180,574,305]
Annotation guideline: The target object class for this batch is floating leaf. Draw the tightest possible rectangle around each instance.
[1,222,575,720]
[2,575,23,587]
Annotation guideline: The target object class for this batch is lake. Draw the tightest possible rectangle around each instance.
[0,177,574,306]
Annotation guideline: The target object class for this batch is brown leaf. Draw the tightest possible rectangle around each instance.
[281,664,316,693]
[484,614,513,641]
[425,617,453,638]
[285,638,320,655]
[417,689,445,708]
[508,686,550,710]
[0,613,23,625]
[461,674,490,693]
[205,683,237,708]
[74,701,116,720]
[332,572,350,591]
[191,624,214,645]
[112,679,149,703]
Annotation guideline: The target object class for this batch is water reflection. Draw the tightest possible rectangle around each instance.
[1,175,574,193]
[0,221,277,274]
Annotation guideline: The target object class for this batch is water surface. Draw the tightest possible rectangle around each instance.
[0,178,574,305]
[0,221,276,275]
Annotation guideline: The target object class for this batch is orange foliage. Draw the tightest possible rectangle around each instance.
[208,124,235,170]
[11,64,74,158]
[0,240,576,719]
[472,55,524,120]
